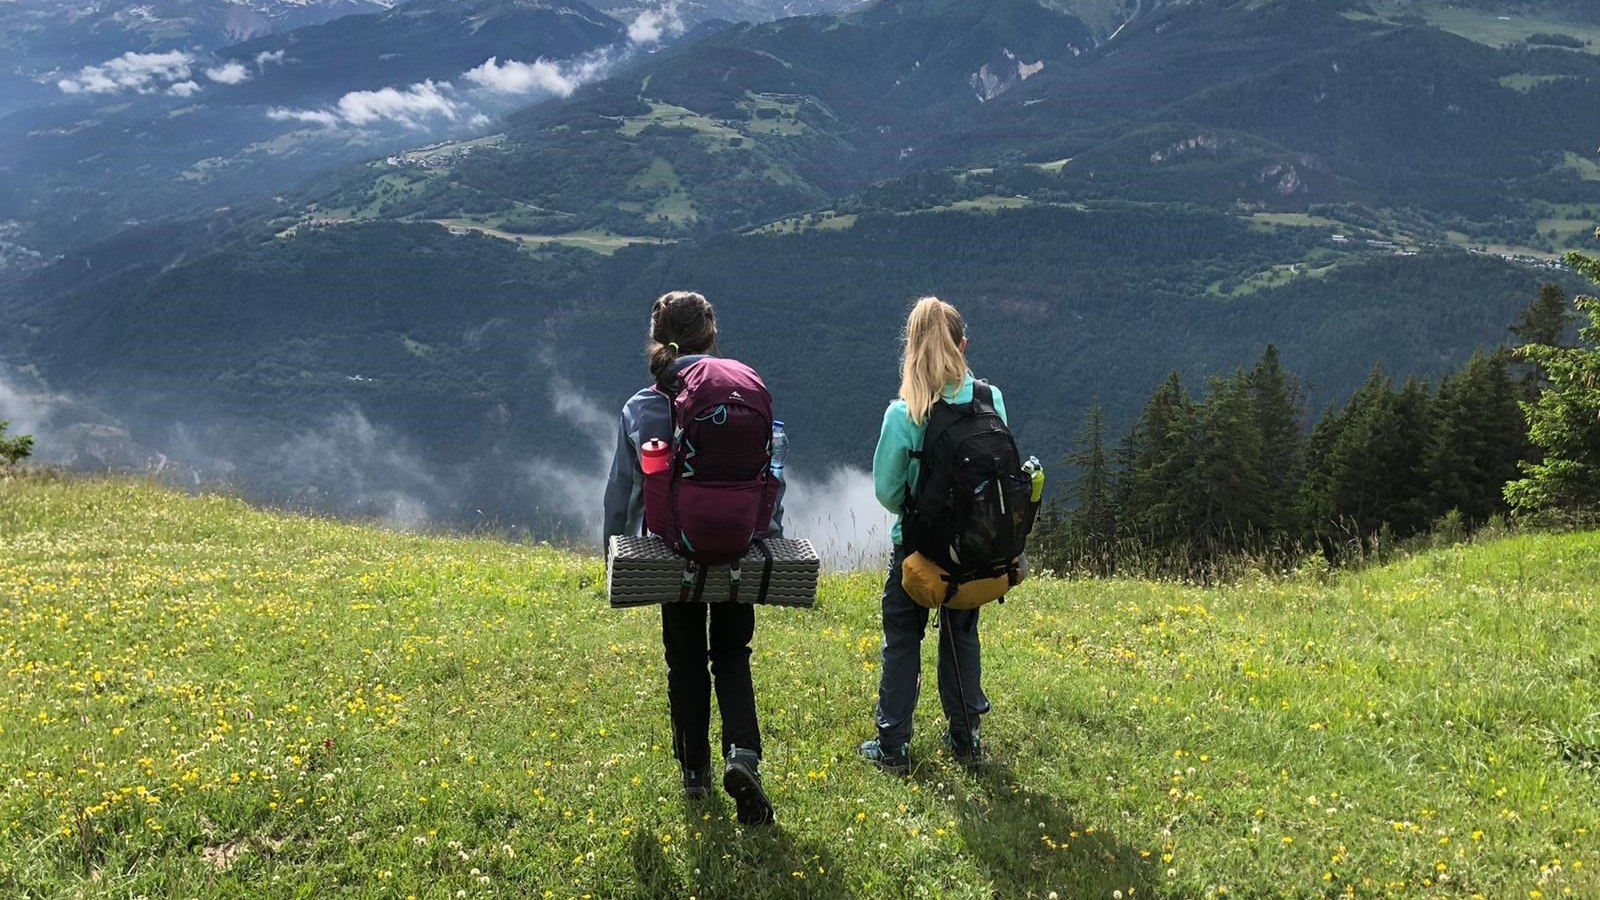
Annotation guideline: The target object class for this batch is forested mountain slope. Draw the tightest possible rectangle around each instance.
[2,0,1595,533]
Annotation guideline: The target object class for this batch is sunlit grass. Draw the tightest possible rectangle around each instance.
[1,476,1597,898]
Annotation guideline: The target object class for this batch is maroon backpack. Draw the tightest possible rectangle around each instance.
[643,357,780,572]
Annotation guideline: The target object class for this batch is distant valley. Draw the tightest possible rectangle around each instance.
[2,0,1597,536]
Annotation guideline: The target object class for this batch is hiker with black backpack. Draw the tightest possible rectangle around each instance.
[601,290,783,826]
[859,296,1041,775]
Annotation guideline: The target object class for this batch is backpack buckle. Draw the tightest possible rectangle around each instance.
[678,563,697,604]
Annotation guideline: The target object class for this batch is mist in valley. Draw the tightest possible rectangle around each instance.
[0,366,892,570]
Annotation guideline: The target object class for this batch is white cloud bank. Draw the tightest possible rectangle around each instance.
[0,373,50,440]
[337,79,458,126]
[204,61,252,85]
[628,2,685,45]
[270,1,688,134]
[271,409,445,531]
[271,51,604,129]
[58,50,195,95]
[266,107,342,128]
[57,50,281,97]
[782,467,895,572]
[464,56,594,98]
[270,80,460,129]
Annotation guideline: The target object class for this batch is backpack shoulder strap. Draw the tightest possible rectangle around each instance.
[916,399,965,461]
[971,380,996,414]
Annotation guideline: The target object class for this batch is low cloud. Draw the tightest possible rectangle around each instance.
[465,57,582,98]
[271,409,446,530]
[266,107,342,128]
[0,372,50,439]
[270,7,681,135]
[464,50,615,99]
[271,80,459,130]
[338,80,458,127]
[261,0,691,136]
[6,361,889,568]
[522,375,619,541]
[55,51,267,97]
[628,2,686,45]
[204,62,252,85]
[57,50,195,95]
[0,369,158,471]
[782,466,895,572]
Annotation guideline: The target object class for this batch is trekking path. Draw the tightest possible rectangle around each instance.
[2,476,1597,899]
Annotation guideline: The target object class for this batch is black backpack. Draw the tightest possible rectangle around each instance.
[902,381,1038,583]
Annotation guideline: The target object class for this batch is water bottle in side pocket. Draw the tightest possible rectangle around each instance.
[770,420,788,480]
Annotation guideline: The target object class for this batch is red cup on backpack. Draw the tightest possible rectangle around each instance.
[642,439,672,537]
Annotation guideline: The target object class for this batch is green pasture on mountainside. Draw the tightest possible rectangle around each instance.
[1351,1,1600,52]
[1,477,1597,899]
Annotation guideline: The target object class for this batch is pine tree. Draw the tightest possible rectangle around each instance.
[1127,372,1200,554]
[1298,402,1343,548]
[1505,254,1600,517]
[1320,366,1396,541]
[1066,403,1118,575]
[1510,283,1575,394]
[1246,344,1306,538]
[1424,350,1527,525]
[1192,373,1272,555]
[1310,366,1434,548]
[1111,430,1138,547]
[1383,376,1436,537]
[1031,498,1070,575]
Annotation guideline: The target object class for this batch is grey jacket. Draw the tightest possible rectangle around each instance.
[601,354,786,547]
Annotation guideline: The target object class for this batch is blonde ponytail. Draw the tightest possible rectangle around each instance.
[898,296,967,426]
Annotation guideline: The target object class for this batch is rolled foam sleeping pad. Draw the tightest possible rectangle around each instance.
[606,535,820,609]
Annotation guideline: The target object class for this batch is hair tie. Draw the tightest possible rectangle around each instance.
[669,342,680,353]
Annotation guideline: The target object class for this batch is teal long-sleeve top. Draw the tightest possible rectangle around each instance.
[872,372,1007,546]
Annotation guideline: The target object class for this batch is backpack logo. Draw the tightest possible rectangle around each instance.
[729,390,744,400]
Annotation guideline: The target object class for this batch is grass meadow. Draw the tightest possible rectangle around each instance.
[1,476,1597,899]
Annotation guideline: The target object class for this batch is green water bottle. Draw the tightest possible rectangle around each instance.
[1023,456,1045,503]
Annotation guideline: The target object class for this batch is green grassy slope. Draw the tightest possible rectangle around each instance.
[1,477,1597,899]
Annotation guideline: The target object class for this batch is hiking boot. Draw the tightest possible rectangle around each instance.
[681,763,715,801]
[722,747,775,826]
[942,727,982,768]
[857,738,910,776]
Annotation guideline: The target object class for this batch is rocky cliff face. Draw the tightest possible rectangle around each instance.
[970,48,1049,102]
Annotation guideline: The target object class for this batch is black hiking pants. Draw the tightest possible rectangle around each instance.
[661,602,762,768]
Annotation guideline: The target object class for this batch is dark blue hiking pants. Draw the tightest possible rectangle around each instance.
[874,547,990,748]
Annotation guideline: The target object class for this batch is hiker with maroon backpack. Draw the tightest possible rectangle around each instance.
[859,296,1040,775]
[602,291,783,826]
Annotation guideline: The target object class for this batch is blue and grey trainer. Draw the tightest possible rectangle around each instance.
[942,727,982,768]
[857,738,911,776]
[681,763,715,800]
[722,747,775,826]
